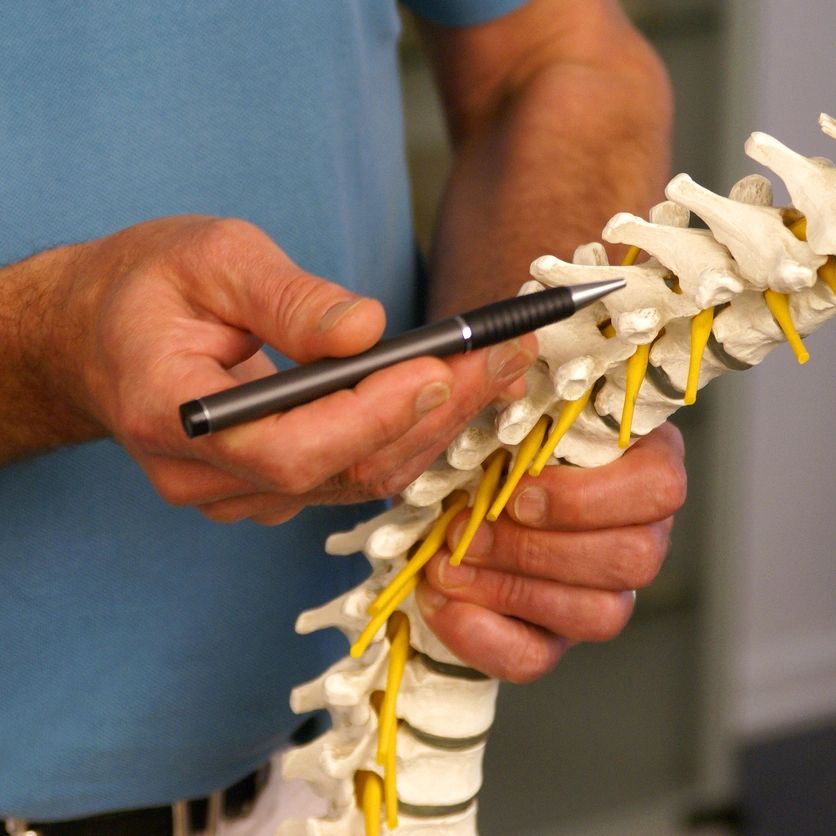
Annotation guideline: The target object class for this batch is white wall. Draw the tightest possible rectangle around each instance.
[720,0,836,739]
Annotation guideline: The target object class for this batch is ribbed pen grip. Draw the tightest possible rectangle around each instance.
[466,286,574,348]
[180,281,622,437]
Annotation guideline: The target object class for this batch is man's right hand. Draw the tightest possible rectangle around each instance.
[0,216,535,524]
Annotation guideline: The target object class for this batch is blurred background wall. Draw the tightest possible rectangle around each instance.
[399,1,836,833]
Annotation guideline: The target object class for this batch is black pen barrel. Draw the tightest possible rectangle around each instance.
[180,282,622,438]
[181,317,465,437]
[466,286,574,348]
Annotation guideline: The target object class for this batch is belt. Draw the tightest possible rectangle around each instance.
[5,762,271,836]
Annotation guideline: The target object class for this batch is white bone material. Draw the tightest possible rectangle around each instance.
[495,361,556,445]
[745,129,836,255]
[446,408,504,471]
[278,800,478,835]
[603,213,745,308]
[278,119,836,835]
[665,172,826,293]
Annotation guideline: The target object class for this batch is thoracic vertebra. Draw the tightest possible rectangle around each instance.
[277,114,836,836]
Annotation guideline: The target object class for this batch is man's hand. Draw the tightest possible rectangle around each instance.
[416,422,686,682]
[405,0,678,680]
[0,215,536,523]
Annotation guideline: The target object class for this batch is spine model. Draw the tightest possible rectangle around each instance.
[277,114,836,836]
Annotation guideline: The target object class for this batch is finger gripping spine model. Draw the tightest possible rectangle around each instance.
[277,114,836,835]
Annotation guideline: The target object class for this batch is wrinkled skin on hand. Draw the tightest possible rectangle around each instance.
[44,215,535,524]
[417,422,686,682]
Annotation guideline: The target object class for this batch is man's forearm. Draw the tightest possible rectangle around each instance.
[0,247,105,463]
[419,0,673,316]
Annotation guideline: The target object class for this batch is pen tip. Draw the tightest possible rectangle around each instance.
[568,278,626,310]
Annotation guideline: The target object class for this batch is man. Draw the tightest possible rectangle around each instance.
[0,1,683,832]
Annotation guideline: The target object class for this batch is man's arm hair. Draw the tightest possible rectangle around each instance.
[0,245,107,464]
[411,0,673,315]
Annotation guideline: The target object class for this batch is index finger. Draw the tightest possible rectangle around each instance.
[195,353,457,494]
[503,422,687,531]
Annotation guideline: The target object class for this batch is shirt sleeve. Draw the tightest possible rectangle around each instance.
[400,0,529,27]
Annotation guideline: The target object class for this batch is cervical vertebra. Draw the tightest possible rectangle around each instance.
[277,114,836,836]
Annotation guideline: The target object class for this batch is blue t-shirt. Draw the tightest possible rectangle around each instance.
[0,0,525,820]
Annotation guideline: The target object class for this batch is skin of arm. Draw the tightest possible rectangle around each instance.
[411,0,687,680]
[0,215,536,522]
[418,0,673,312]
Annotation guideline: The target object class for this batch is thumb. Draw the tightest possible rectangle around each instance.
[259,275,387,364]
[185,218,386,363]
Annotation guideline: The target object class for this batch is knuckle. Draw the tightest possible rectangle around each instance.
[154,476,195,507]
[266,460,319,495]
[376,461,430,500]
[661,420,686,457]
[495,571,532,613]
[340,472,394,502]
[506,526,547,575]
[325,461,380,502]
[188,218,275,286]
[196,217,265,256]
[370,473,409,500]
[504,631,562,684]
[323,456,428,505]
[589,592,632,642]
[628,559,658,592]
[626,527,667,588]
[266,267,317,322]
[318,467,360,503]
[198,504,245,524]
[653,457,688,518]
[558,481,593,528]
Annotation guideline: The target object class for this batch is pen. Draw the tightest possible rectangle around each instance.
[179,278,625,438]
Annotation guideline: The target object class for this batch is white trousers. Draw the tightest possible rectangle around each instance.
[215,750,326,836]
[5,752,322,836]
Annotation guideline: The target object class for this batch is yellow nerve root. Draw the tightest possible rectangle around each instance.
[352,576,417,660]
[684,307,715,405]
[622,245,641,266]
[449,449,509,566]
[529,387,594,477]
[355,771,383,836]
[619,343,651,448]
[367,491,469,620]
[763,289,810,364]
[819,257,836,295]
[376,613,410,765]
[487,416,550,521]
[384,740,398,830]
[789,216,808,240]
[375,613,410,831]
[527,309,622,476]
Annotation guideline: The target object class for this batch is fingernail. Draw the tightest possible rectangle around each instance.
[488,340,533,385]
[415,381,451,417]
[319,299,363,332]
[416,583,448,616]
[438,559,478,589]
[514,487,547,524]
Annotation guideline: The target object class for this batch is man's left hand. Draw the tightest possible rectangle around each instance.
[416,421,686,683]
